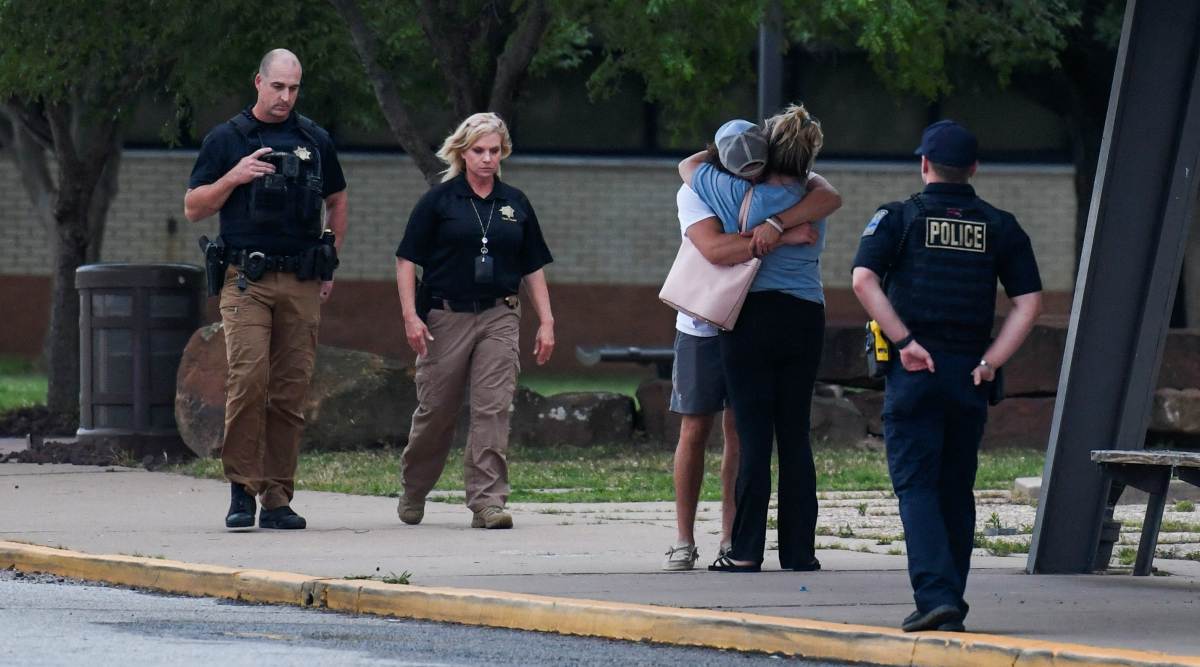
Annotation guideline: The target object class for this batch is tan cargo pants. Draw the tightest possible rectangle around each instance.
[401,303,521,512]
[219,267,320,510]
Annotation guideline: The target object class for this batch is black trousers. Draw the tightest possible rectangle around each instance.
[720,291,825,566]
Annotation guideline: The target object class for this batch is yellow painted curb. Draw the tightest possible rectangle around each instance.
[2,540,1197,667]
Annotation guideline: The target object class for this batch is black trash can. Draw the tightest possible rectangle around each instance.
[76,263,204,460]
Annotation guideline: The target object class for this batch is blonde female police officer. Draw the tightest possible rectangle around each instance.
[185,49,348,531]
[395,113,554,530]
[851,120,1041,632]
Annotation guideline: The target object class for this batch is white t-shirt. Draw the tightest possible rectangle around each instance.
[674,185,720,337]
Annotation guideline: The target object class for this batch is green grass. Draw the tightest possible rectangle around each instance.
[171,445,1046,503]
[1,368,649,415]
[519,372,650,404]
[974,536,1029,556]
[0,357,46,411]
[1118,546,1137,566]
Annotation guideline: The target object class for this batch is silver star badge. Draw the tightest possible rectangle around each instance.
[499,205,516,221]
[293,146,312,161]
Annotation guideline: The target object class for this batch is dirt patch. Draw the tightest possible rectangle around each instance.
[0,437,123,466]
[0,407,78,438]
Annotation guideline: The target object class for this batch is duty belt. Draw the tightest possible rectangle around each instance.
[430,295,518,313]
[226,249,303,274]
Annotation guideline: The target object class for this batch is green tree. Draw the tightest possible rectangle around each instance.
[0,0,366,416]
[328,0,583,182]
[0,0,201,415]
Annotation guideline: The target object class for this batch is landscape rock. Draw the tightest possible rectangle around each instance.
[175,323,417,457]
[519,391,635,447]
[982,397,1056,450]
[810,395,868,446]
[635,378,723,450]
[1150,388,1200,434]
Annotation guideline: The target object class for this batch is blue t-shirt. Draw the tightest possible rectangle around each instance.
[690,163,826,304]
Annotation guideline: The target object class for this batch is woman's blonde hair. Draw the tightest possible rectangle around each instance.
[436,112,513,182]
[764,103,824,180]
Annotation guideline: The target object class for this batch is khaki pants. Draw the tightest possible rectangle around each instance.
[219,267,320,510]
[401,304,521,512]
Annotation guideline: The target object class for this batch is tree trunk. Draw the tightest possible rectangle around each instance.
[488,0,551,123]
[44,204,89,416]
[40,103,122,417]
[0,107,56,232]
[328,0,445,184]
[86,138,121,263]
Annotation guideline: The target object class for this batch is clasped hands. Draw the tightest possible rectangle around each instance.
[745,221,818,258]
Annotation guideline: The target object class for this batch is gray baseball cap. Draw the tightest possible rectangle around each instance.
[715,119,768,180]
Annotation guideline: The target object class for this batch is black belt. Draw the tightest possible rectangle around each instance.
[227,249,303,274]
[430,295,518,313]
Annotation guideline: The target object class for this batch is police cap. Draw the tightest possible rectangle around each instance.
[914,120,978,167]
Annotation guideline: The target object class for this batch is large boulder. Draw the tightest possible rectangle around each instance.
[635,378,724,450]
[175,323,417,457]
[1160,332,1200,390]
[982,397,1056,450]
[810,395,868,446]
[846,390,885,436]
[1004,324,1067,396]
[843,388,1054,450]
[517,391,635,447]
[472,386,546,448]
[1150,388,1200,434]
[818,325,880,389]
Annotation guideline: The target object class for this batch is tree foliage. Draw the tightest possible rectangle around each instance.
[0,0,366,414]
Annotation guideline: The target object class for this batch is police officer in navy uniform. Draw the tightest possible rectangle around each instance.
[184,48,348,531]
[851,120,1042,632]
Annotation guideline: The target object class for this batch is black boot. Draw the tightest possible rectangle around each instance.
[259,505,307,530]
[225,483,255,529]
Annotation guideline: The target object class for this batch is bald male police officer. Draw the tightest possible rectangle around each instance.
[851,121,1042,632]
[185,49,348,531]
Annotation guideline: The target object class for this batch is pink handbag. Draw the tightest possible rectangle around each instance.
[659,188,758,331]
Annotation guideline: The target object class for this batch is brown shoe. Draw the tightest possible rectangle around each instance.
[397,497,425,525]
[471,506,513,529]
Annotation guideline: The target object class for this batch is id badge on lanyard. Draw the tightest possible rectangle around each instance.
[474,255,494,284]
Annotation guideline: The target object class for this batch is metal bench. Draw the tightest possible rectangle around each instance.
[1090,449,1200,575]
[574,345,674,380]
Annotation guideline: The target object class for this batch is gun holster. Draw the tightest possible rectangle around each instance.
[198,235,227,297]
[243,251,268,282]
[865,320,891,379]
[415,279,432,323]
[298,229,339,282]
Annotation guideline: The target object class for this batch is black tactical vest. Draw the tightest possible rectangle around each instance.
[886,194,1001,353]
[225,112,325,242]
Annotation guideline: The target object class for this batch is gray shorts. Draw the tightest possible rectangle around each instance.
[669,331,729,415]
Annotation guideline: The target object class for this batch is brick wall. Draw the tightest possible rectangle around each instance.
[0,150,1076,290]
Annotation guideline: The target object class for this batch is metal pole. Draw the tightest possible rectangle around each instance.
[1027,0,1200,573]
[757,0,782,121]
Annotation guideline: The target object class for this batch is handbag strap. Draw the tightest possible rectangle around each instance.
[737,186,754,234]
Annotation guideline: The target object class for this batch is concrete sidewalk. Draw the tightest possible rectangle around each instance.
[2,460,1199,664]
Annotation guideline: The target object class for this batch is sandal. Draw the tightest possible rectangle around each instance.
[707,555,761,573]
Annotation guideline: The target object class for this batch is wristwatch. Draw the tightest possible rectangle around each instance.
[894,334,914,350]
[978,359,992,370]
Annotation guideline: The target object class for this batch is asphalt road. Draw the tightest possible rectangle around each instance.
[0,570,858,666]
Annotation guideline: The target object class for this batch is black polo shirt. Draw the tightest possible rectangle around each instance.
[396,174,553,300]
[188,108,347,255]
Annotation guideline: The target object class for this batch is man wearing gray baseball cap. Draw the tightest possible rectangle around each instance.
[661,115,840,571]
[674,104,841,574]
